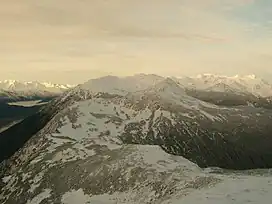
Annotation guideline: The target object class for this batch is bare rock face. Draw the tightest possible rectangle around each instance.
[1,142,221,204]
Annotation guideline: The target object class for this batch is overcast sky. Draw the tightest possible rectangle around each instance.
[1,0,272,84]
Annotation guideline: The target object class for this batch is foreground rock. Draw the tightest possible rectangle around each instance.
[0,137,218,203]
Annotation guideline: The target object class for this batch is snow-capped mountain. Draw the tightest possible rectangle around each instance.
[0,80,75,95]
[2,74,272,204]
[81,74,164,95]
[174,73,272,97]
[80,73,272,97]
[0,80,76,102]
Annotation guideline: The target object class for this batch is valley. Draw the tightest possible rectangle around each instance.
[0,80,74,131]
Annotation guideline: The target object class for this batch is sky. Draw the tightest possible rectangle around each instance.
[0,0,272,84]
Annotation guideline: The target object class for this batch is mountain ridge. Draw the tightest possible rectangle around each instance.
[77,73,272,97]
[2,74,272,203]
[2,73,272,97]
[175,73,272,97]
[0,79,76,94]
[2,76,272,169]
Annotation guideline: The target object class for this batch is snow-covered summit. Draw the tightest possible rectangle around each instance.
[175,73,272,97]
[2,73,272,100]
[194,73,257,80]
[78,73,272,97]
[80,74,164,95]
[0,80,76,94]
[148,78,185,93]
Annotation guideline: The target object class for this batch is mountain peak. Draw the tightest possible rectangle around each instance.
[139,78,190,104]
[244,74,257,80]
[195,73,214,78]
[194,73,259,80]
[152,78,183,91]
[81,74,165,95]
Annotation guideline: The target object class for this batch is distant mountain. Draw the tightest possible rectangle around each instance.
[174,74,272,97]
[0,80,75,96]
[0,80,76,103]
[81,74,164,95]
[80,74,272,108]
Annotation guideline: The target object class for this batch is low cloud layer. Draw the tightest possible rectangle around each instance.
[1,0,271,83]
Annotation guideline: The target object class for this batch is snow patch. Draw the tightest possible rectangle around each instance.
[61,189,92,204]
[26,189,52,204]
[172,176,272,204]
[28,172,45,193]
[2,175,12,183]
[132,145,200,172]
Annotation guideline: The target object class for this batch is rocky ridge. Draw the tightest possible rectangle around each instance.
[2,75,272,203]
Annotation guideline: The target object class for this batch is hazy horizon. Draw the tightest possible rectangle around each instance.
[1,0,272,84]
[0,72,270,85]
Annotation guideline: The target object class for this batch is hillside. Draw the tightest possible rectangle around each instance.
[2,74,272,203]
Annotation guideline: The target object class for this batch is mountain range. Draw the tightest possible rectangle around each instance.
[174,74,272,97]
[80,73,272,97]
[1,74,272,204]
[1,73,272,99]
[0,80,75,102]
[0,80,75,93]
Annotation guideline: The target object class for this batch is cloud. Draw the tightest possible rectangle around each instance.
[0,0,271,83]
